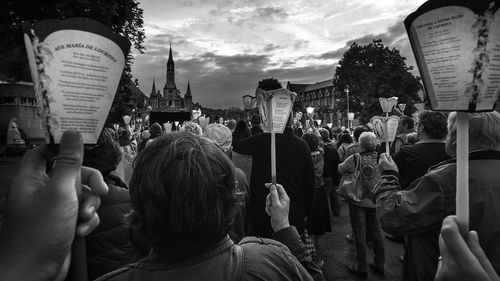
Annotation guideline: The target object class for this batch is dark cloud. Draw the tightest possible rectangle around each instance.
[262,43,281,52]
[312,17,411,62]
[255,6,288,21]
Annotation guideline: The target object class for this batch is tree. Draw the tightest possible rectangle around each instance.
[257,78,282,91]
[333,39,421,123]
[1,0,146,124]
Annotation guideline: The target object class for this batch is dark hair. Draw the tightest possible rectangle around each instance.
[353,126,367,142]
[294,127,303,137]
[128,132,237,261]
[401,116,415,130]
[302,132,319,152]
[150,123,162,138]
[119,129,132,146]
[338,132,353,145]
[251,114,261,126]
[232,120,251,144]
[419,111,447,139]
[318,128,331,143]
[83,128,122,175]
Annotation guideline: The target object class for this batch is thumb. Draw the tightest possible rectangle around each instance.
[269,184,280,207]
[47,131,83,199]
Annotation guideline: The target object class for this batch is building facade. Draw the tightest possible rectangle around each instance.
[0,81,45,142]
[287,79,341,126]
[149,45,194,112]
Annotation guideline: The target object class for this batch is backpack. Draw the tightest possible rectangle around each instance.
[358,152,381,197]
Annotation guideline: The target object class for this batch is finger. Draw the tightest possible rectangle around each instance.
[81,166,108,196]
[269,184,280,206]
[265,194,272,216]
[79,191,101,222]
[378,153,388,164]
[275,184,290,202]
[467,231,500,281]
[76,214,100,237]
[265,183,272,189]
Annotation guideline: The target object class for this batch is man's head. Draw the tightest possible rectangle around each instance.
[353,126,367,142]
[397,116,415,134]
[446,111,500,157]
[149,123,162,138]
[128,132,237,261]
[251,114,261,127]
[417,111,448,140]
[226,119,237,131]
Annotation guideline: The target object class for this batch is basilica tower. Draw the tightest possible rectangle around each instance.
[163,44,179,97]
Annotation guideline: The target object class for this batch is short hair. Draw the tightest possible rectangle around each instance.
[338,132,353,144]
[446,111,500,157]
[407,132,418,145]
[226,119,237,131]
[353,126,367,142]
[180,121,203,136]
[128,132,237,261]
[232,120,251,142]
[400,116,415,130]
[203,123,233,153]
[359,132,377,152]
[418,111,448,139]
[318,128,331,143]
[251,114,261,126]
[302,132,319,152]
[83,128,122,175]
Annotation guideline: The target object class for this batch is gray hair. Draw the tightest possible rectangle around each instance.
[180,121,203,136]
[446,111,500,157]
[359,131,377,152]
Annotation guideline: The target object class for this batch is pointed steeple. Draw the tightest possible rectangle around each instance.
[164,43,177,96]
[150,77,157,96]
[185,80,192,98]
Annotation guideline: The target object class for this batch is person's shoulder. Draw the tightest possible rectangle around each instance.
[238,236,295,265]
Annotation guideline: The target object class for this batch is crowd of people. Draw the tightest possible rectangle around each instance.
[1,110,500,281]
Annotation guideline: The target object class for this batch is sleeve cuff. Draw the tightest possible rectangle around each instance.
[382,170,399,177]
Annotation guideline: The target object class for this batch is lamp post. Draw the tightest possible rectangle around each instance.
[242,95,256,125]
[345,86,350,128]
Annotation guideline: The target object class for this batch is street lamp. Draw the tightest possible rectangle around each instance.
[345,86,350,128]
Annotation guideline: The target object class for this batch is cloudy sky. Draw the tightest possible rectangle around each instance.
[131,0,427,109]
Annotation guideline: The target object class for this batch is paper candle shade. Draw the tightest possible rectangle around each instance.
[405,0,500,112]
[379,98,391,113]
[386,116,400,142]
[316,119,322,126]
[398,103,406,113]
[174,121,179,127]
[113,124,119,131]
[255,88,297,134]
[123,115,131,125]
[347,112,355,121]
[327,123,333,128]
[192,109,201,120]
[389,97,399,111]
[23,18,131,144]
[306,106,314,119]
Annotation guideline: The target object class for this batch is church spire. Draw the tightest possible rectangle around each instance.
[150,77,157,96]
[185,80,192,98]
[164,43,177,95]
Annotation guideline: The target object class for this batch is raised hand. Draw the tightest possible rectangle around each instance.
[265,183,291,232]
[0,131,108,281]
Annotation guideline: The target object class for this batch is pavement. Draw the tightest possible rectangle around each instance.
[0,155,404,280]
[320,201,404,281]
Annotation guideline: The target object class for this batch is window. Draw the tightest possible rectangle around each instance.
[0,97,16,104]
[20,97,36,105]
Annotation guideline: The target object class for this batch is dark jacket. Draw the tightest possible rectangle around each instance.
[86,174,139,280]
[96,226,324,281]
[392,142,450,189]
[233,127,315,238]
[250,126,263,136]
[230,167,249,243]
[374,150,500,281]
[322,142,341,186]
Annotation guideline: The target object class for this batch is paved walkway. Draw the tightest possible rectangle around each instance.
[320,201,404,281]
